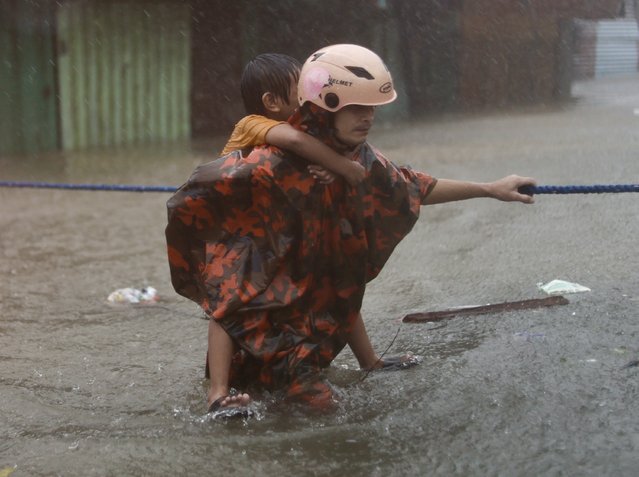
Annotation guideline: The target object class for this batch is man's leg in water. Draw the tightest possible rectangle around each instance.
[346,312,384,370]
[207,319,250,409]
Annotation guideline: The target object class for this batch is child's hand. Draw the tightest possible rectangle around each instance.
[342,161,366,187]
[308,165,336,184]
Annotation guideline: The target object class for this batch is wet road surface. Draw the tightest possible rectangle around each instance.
[1,75,639,476]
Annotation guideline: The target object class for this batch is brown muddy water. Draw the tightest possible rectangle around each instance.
[2,76,639,476]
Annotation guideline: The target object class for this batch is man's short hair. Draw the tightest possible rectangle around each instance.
[241,53,301,116]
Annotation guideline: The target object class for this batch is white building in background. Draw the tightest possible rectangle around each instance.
[574,0,639,79]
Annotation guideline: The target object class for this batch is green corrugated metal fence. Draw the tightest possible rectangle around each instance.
[56,1,191,150]
[0,0,59,155]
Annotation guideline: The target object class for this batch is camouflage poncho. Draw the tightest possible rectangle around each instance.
[165,105,435,403]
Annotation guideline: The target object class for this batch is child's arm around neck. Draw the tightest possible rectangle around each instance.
[266,123,365,187]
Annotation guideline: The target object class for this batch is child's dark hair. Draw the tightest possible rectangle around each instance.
[241,53,301,116]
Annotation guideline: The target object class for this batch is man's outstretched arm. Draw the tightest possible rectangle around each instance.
[423,175,536,205]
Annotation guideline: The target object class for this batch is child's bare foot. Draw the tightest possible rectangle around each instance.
[208,393,250,410]
[207,392,252,418]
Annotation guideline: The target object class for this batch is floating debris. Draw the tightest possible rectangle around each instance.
[538,280,591,296]
[403,296,569,323]
[107,286,158,304]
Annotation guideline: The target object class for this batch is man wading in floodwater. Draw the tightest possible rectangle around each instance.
[165,44,536,417]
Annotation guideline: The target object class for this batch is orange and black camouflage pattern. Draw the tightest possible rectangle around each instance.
[165,105,436,405]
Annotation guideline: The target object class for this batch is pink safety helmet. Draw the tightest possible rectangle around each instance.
[298,44,397,112]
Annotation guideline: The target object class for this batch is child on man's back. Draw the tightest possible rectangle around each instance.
[221,53,365,186]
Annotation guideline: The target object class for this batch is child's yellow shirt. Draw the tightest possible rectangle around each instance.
[221,115,284,155]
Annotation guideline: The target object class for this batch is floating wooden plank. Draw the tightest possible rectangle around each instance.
[402,295,570,323]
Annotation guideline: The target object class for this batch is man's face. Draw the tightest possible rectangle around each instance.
[333,105,376,147]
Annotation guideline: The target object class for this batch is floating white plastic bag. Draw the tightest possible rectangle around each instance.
[537,279,590,295]
[107,286,158,304]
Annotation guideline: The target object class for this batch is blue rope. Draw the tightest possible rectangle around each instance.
[0,181,178,193]
[1,181,638,195]
[518,184,639,195]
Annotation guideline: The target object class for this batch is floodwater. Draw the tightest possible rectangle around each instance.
[2,75,639,476]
